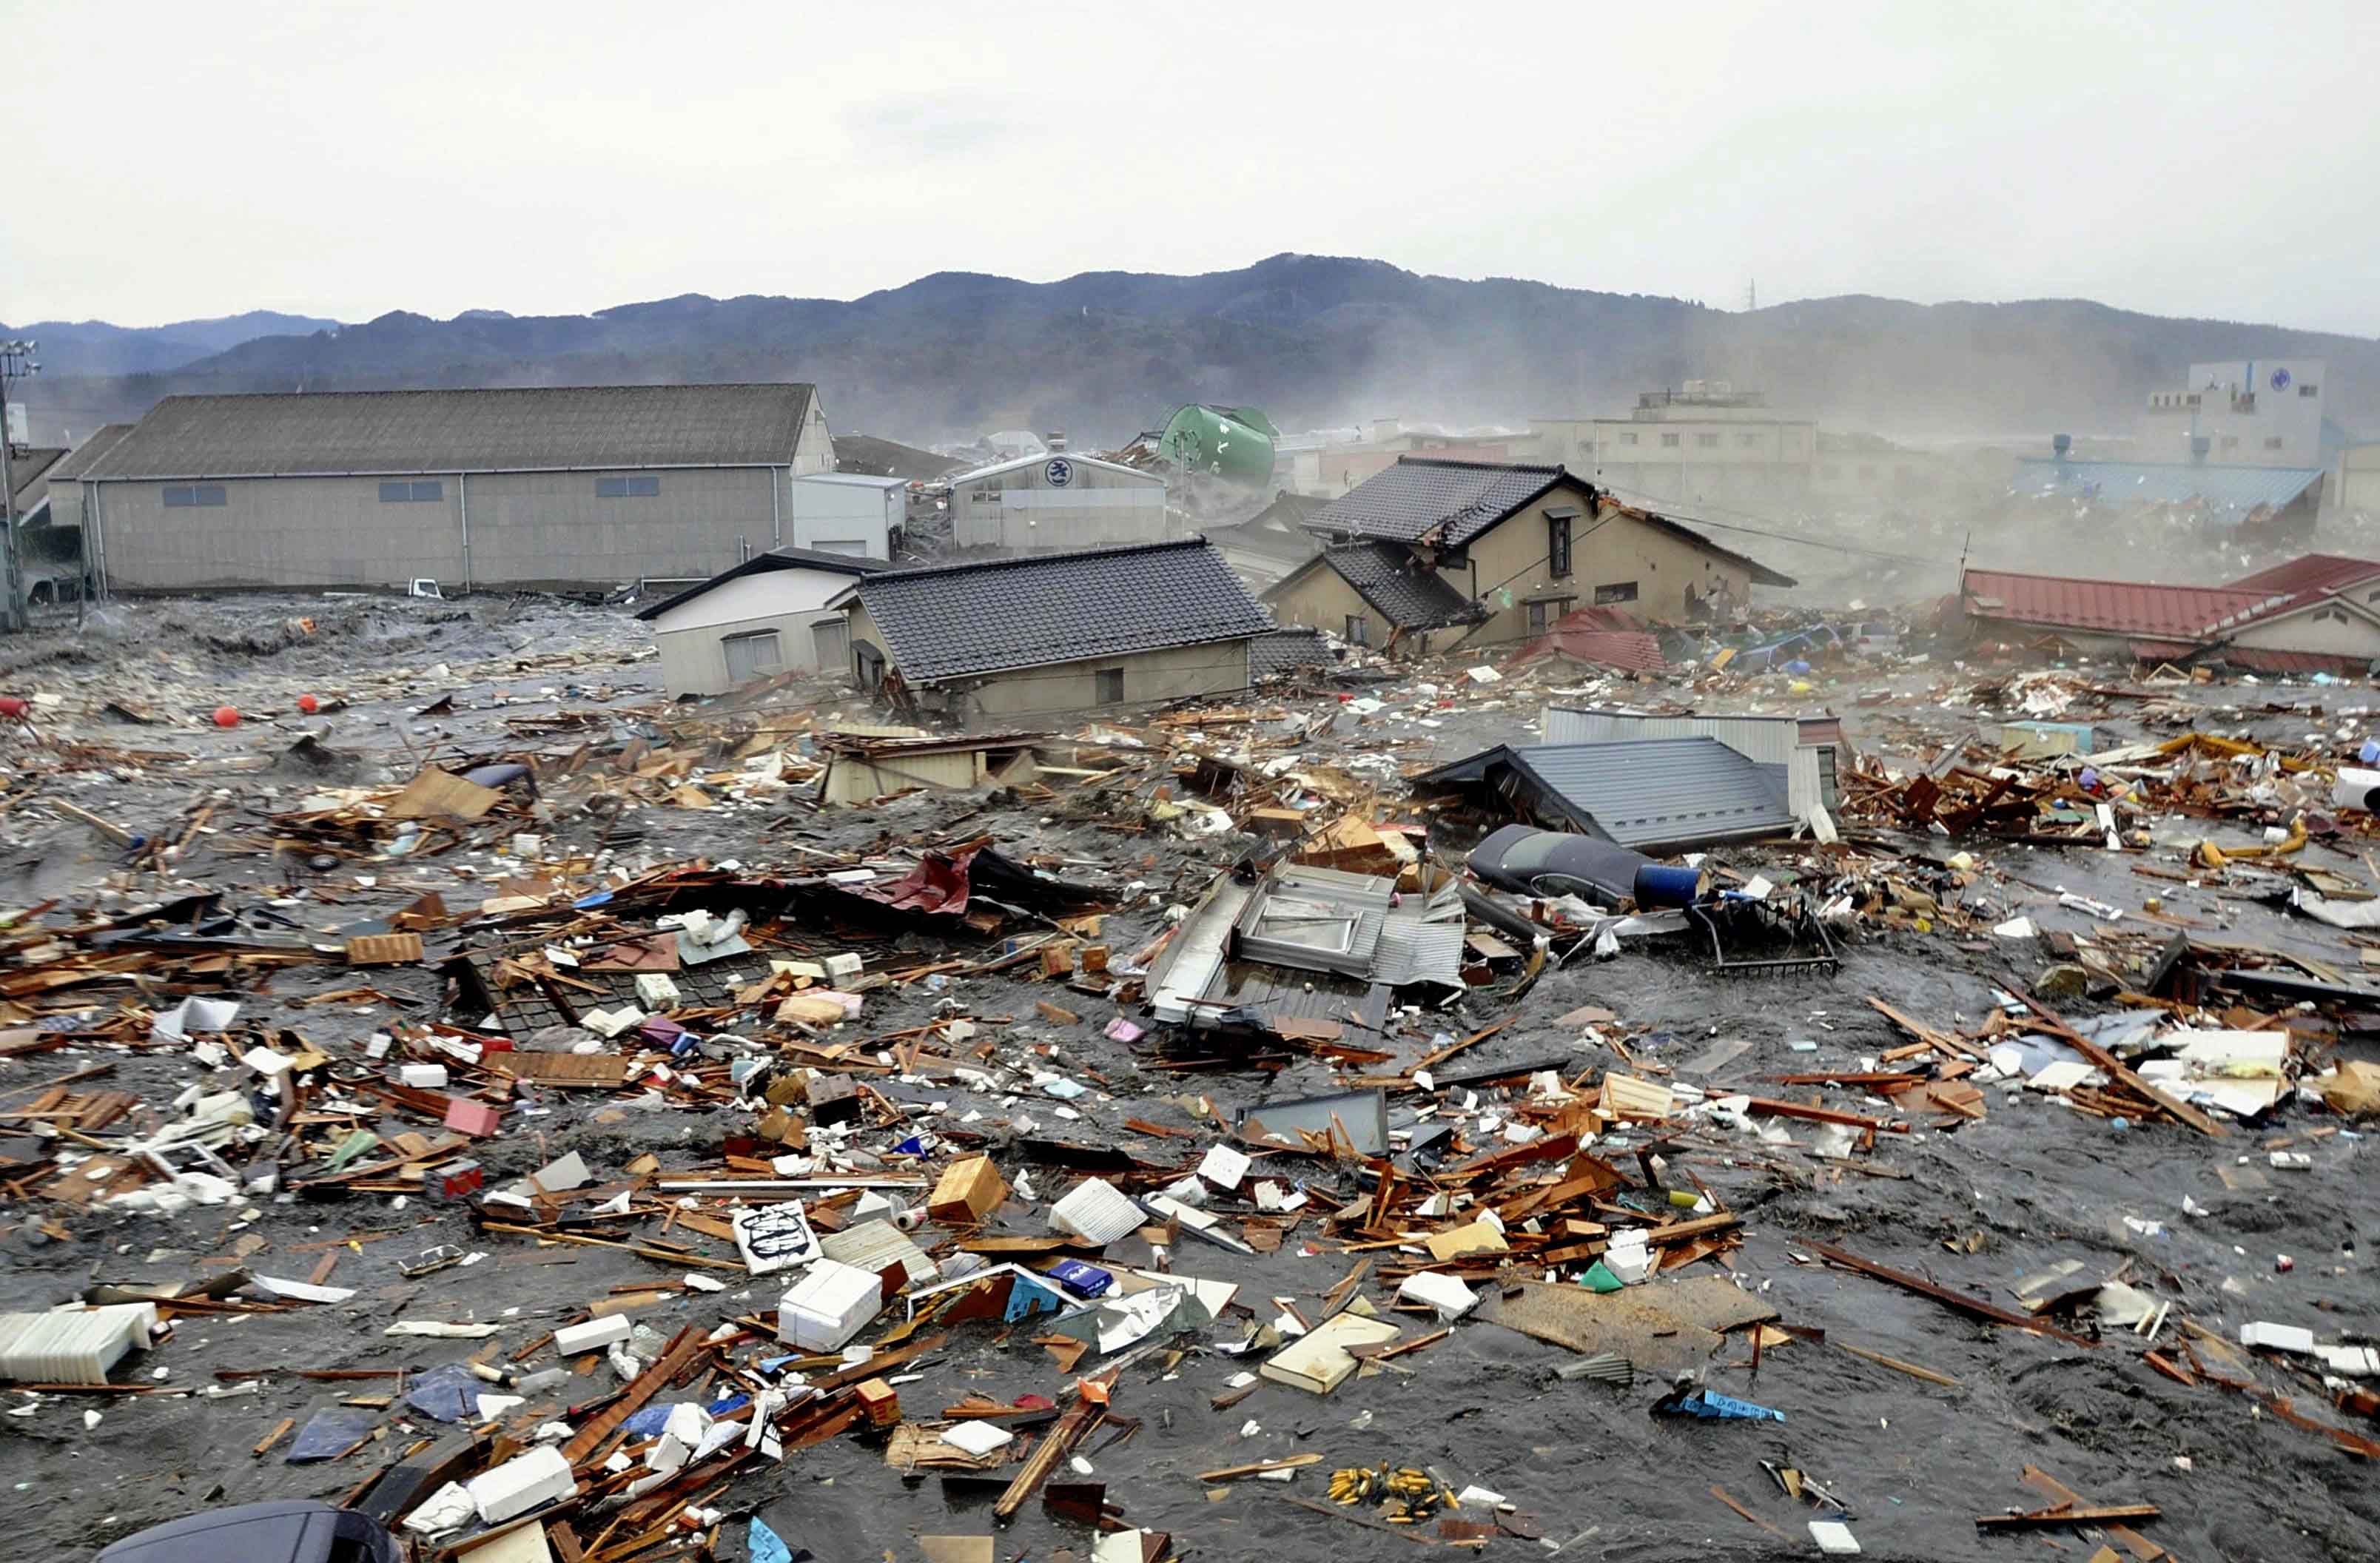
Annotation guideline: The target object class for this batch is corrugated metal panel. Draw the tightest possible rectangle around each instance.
[1495,739,1793,850]
[2011,458,2322,515]
[2225,554,2380,596]
[1962,568,2285,640]
[1369,920,1465,988]
[1542,707,1801,767]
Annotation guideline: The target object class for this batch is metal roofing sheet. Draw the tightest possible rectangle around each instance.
[2011,458,2322,515]
[1419,738,1792,850]
[2223,553,2380,596]
[87,384,816,479]
[853,540,1274,682]
[1960,568,2286,640]
[1309,457,1567,547]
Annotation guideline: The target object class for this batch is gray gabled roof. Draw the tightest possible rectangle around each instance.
[1313,541,1488,630]
[850,539,1273,683]
[1414,737,1792,850]
[634,545,892,621]
[80,383,816,480]
[43,424,138,485]
[7,448,65,513]
[1309,457,1570,548]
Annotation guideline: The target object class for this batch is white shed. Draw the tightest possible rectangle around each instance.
[788,473,906,560]
[946,454,1170,551]
[636,547,892,697]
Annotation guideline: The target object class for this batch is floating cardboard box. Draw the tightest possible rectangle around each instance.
[1260,1311,1401,1394]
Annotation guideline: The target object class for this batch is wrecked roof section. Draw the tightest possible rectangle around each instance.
[847,540,1274,682]
[1306,457,1570,548]
[633,547,895,622]
[1299,541,1489,630]
[1416,737,1794,850]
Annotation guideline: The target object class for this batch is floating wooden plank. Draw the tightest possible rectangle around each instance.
[488,1052,633,1088]
[2003,984,2222,1139]
[1976,1505,2160,1531]
[1804,1240,2096,1347]
[346,932,425,967]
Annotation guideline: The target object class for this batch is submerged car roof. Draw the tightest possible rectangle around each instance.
[96,1500,379,1563]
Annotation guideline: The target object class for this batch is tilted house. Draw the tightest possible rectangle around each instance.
[1960,553,2380,674]
[56,383,833,594]
[836,539,1274,722]
[1291,457,1792,651]
[1263,540,1487,652]
[635,547,893,697]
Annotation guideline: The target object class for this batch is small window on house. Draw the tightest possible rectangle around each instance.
[1737,433,1759,447]
[1344,614,1369,647]
[1695,433,1719,448]
[720,629,784,684]
[2220,435,2239,449]
[596,475,662,498]
[2265,437,2285,450]
[1660,433,1681,448]
[1594,581,1639,605]
[1095,667,1126,703]
[1618,431,1638,446]
[163,483,227,508]
[2300,383,2319,397]
[1547,514,1573,577]
[379,480,443,502]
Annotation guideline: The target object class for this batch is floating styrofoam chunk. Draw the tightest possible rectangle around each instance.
[554,1314,633,1355]
[733,1201,821,1275]
[400,1063,450,1089]
[0,1303,158,1385]
[2317,1343,2380,1377]
[939,1418,1014,1456]
[1396,1271,1478,1321]
[777,1260,883,1351]
[1050,1179,1143,1246]
[1197,1145,1251,1190]
[2242,1320,2316,1354]
[467,1444,577,1525]
[1809,1519,1861,1554]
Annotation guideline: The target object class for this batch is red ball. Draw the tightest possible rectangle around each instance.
[212,705,241,727]
[297,693,320,714]
[0,697,25,719]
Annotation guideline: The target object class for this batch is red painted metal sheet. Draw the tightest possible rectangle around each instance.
[1962,568,2279,641]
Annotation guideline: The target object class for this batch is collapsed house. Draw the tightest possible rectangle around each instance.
[1261,541,1488,653]
[836,540,1274,720]
[1540,705,1844,817]
[1271,457,1793,652]
[1415,738,1799,850]
[1960,552,2380,673]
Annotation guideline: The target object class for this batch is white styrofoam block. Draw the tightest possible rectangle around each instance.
[1050,1179,1143,1246]
[400,1063,450,1089]
[778,1259,884,1351]
[824,952,864,981]
[0,1303,158,1386]
[554,1314,633,1355]
[467,1444,577,1525]
[1396,1271,1479,1321]
[2242,1320,2316,1354]
[1197,1145,1251,1189]
[1809,1519,1861,1554]
[634,972,681,1008]
[940,1418,1014,1456]
[1602,1228,1653,1284]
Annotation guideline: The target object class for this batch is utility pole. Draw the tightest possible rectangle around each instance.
[0,340,39,633]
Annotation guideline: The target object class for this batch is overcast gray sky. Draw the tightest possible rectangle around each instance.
[11,0,2379,335]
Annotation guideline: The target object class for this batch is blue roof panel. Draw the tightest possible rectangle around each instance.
[2011,459,2322,518]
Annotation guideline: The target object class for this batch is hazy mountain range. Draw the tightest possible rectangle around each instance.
[13,255,2376,453]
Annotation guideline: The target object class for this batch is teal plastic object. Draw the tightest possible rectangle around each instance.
[1160,403,1277,485]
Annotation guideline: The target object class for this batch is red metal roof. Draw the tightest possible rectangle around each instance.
[1961,568,2284,641]
[1513,628,1668,673]
[2223,554,2380,597]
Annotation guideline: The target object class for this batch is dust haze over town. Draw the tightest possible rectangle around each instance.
[11,7,2380,1563]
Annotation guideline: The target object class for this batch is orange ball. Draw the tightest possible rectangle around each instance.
[297,693,320,714]
[212,705,241,727]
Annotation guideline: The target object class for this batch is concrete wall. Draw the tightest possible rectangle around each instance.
[2339,444,2380,514]
[788,477,899,559]
[796,396,836,474]
[87,466,781,591]
[1453,488,1750,644]
[2231,602,2380,659]
[951,460,1169,550]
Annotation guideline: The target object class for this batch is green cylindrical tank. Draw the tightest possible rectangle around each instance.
[1160,403,1277,486]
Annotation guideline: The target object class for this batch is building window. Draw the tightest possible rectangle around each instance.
[378,480,444,502]
[2265,437,2285,450]
[2220,436,2239,450]
[1618,431,1638,446]
[1660,433,1681,448]
[1594,581,1639,605]
[1525,596,1576,633]
[162,484,226,508]
[1736,433,1759,448]
[2300,384,2319,397]
[1343,614,1369,648]
[720,629,784,684]
[596,474,662,498]
[1095,667,1126,703]
[1695,433,1720,448]
[1547,514,1573,577]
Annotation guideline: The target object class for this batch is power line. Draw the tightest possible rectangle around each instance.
[1591,481,1947,565]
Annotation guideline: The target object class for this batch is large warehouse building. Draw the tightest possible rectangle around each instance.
[55,383,835,594]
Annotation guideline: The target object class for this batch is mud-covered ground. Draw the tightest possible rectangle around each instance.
[0,595,2374,1563]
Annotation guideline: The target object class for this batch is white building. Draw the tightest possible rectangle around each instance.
[1530,384,1815,508]
[788,473,905,559]
[2146,359,2327,466]
[634,547,890,697]
[946,453,1170,551]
